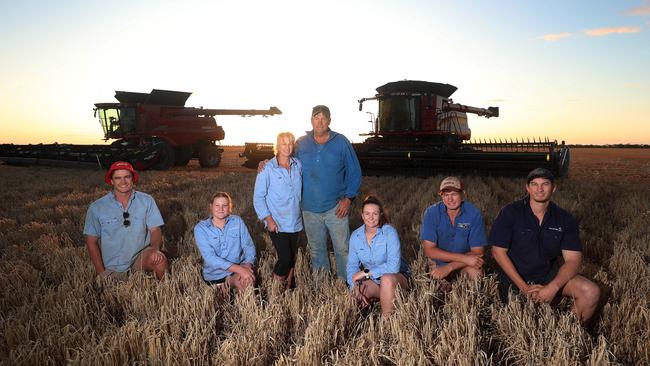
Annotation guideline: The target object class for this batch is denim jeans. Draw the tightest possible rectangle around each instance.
[302,206,350,280]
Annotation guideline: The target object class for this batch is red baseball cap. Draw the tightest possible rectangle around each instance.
[104,161,139,184]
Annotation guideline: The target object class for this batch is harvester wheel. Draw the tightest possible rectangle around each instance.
[153,141,175,170]
[174,145,193,166]
[199,145,221,168]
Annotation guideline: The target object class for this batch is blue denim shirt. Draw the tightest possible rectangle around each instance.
[253,156,303,233]
[420,201,487,266]
[296,130,361,213]
[83,191,164,272]
[489,197,581,282]
[346,224,410,289]
[194,215,256,281]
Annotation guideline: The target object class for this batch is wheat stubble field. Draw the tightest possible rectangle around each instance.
[0,147,648,365]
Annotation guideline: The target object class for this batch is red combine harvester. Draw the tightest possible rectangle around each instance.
[0,89,281,170]
[242,80,570,176]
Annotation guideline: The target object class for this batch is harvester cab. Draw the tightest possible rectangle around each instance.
[354,80,570,176]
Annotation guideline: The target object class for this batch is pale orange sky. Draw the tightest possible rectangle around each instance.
[1,0,649,145]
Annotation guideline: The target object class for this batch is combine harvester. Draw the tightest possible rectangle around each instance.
[0,89,281,170]
[242,80,570,176]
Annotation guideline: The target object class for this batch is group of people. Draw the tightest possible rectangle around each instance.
[83,105,600,323]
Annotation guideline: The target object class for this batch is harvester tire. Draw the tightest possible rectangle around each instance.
[174,145,193,166]
[199,145,221,168]
[153,142,175,170]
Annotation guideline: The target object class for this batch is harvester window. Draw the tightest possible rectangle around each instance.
[378,96,420,132]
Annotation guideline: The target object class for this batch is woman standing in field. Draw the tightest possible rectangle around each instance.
[253,132,302,290]
[347,196,411,316]
[194,192,257,294]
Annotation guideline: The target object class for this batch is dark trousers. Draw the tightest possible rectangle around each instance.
[269,231,300,276]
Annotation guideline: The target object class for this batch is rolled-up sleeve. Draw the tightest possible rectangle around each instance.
[342,138,362,199]
[239,220,256,264]
[253,167,271,222]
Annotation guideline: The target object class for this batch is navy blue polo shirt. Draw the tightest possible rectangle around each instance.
[489,197,581,283]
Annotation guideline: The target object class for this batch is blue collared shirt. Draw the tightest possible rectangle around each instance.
[346,224,411,289]
[296,130,362,213]
[83,191,164,272]
[193,215,257,281]
[420,201,487,266]
[489,197,581,282]
[253,156,303,233]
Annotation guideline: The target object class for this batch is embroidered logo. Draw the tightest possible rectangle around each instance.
[457,223,471,229]
[548,227,563,232]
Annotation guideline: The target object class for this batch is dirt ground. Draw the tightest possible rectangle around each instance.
[569,147,650,181]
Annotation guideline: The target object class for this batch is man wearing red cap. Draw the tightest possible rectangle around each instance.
[83,161,168,280]
[420,176,488,280]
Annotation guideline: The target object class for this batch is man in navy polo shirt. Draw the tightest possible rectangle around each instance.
[490,167,600,324]
[420,176,487,280]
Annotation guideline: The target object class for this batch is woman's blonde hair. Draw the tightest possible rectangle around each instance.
[274,132,296,155]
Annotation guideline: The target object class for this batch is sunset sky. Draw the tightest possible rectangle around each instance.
[1,0,649,145]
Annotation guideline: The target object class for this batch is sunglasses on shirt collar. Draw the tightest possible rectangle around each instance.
[123,211,130,227]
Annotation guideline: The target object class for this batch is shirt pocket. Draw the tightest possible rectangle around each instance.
[99,216,121,228]
[371,239,388,264]
[541,229,562,259]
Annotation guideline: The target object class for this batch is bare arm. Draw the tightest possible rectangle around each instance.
[148,227,165,265]
[423,240,483,267]
[531,250,582,303]
[85,235,105,274]
[150,227,163,250]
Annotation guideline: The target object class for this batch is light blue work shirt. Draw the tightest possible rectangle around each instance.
[346,224,411,289]
[253,156,303,233]
[83,191,164,272]
[420,201,487,266]
[296,130,362,213]
[193,215,256,281]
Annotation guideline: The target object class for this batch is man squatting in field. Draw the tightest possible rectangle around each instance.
[83,161,168,280]
[490,167,600,324]
[420,176,488,280]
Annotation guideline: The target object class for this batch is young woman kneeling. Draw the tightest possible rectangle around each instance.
[194,192,257,295]
[347,196,411,316]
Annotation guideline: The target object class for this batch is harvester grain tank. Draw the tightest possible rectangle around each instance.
[354,80,570,176]
[0,89,281,170]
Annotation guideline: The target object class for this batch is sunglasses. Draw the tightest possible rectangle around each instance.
[123,212,130,227]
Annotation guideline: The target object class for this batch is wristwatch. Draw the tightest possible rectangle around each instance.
[363,268,370,280]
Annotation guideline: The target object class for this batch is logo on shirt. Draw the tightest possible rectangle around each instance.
[457,222,471,229]
[548,226,563,232]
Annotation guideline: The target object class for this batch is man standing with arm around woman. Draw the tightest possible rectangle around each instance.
[254,132,303,290]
